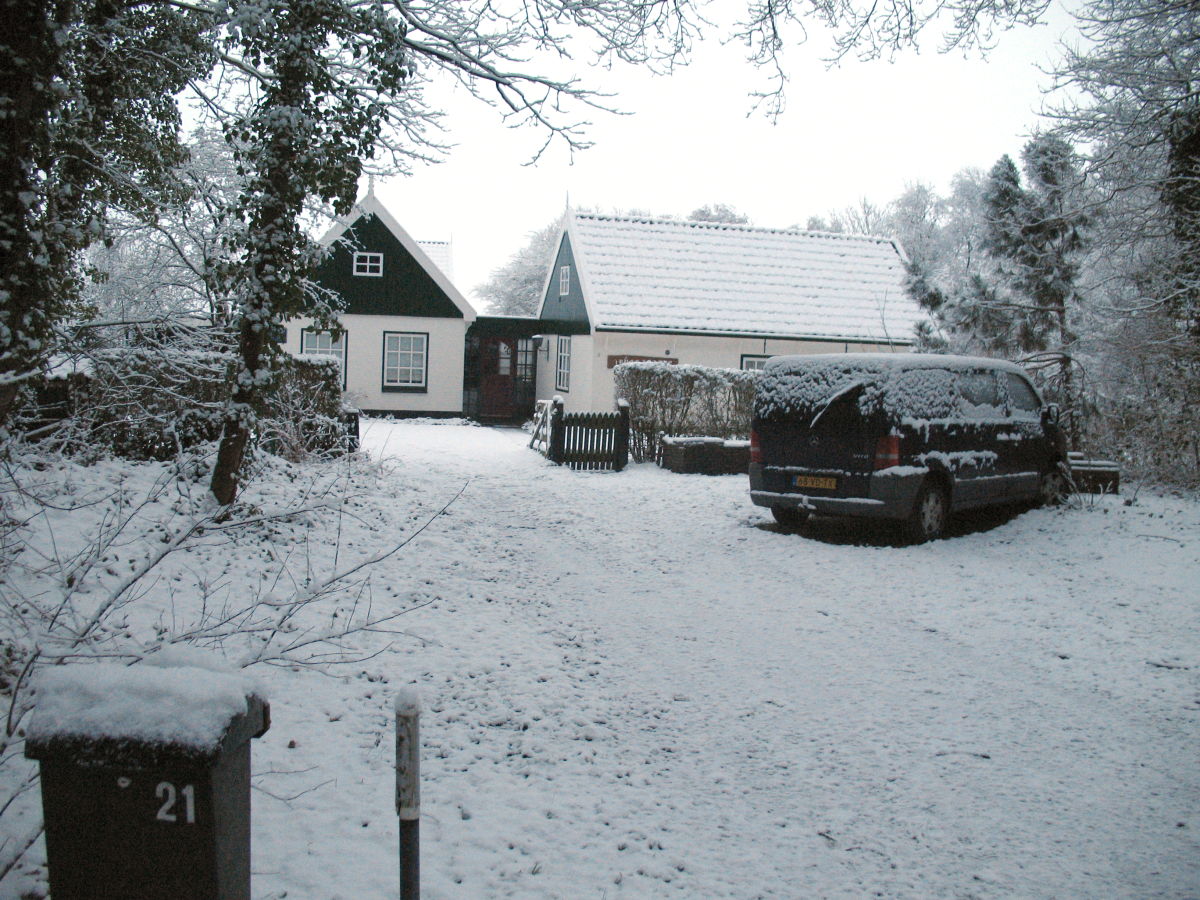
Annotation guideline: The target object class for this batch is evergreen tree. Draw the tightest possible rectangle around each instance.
[981,136,1088,416]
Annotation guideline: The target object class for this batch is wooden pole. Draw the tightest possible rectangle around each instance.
[395,689,421,900]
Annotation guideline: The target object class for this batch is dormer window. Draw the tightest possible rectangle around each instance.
[558,264,571,296]
[354,252,383,277]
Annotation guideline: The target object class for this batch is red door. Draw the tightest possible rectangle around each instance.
[480,338,517,418]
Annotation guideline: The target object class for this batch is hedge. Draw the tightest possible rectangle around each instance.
[58,348,350,462]
[612,361,758,462]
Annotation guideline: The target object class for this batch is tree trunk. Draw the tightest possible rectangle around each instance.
[0,0,71,428]
[209,319,267,505]
[208,33,307,505]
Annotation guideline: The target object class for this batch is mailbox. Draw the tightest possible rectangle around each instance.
[25,664,269,900]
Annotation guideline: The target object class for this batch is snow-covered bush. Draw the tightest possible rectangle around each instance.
[43,332,350,462]
[613,362,758,462]
[0,441,449,885]
[1082,352,1200,487]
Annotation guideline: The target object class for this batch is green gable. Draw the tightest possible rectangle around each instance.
[315,213,463,318]
[539,233,590,332]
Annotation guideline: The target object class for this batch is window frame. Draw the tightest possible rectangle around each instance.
[299,328,347,390]
[558,264,571,297]
[515,338,537,385]
[381,330,429,393]
[555,335,571,392]
[740,354,771,371]
[353,251,384,277]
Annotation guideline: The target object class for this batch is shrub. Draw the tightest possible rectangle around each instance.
[50,341,350,462]
[613,361,758,462]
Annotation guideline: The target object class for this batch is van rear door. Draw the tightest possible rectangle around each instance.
[756,383,877,498]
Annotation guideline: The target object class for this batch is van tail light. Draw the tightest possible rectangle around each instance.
[873,434,901,470]
[750,429,762,464]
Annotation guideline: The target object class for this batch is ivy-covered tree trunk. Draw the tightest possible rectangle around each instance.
[0,0,74,426]
[208,0,409,505]
[1165,105,1200,340]
[1,0,209,429]
[209,20,309,506]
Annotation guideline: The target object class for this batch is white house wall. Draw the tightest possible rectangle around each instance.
[588,331,909,410]
[533,333,595,414]
[284,314,467,414]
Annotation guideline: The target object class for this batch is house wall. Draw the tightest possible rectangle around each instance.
[315,214,465,319]
[539,234,590,327]
[284,314,467,415]
[578,331,909,411]
[533,333,595,412]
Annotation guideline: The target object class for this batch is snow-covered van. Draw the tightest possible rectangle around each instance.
[748,354,1070,542]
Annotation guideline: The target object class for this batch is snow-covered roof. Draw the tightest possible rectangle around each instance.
[561,212,923,342]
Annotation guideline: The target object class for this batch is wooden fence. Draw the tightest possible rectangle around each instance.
[530,398,630,471]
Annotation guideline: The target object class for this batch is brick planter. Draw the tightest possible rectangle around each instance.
[1068,453,1121,494]
[660,437,750,475]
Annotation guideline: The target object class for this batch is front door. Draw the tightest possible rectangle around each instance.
[480,337,517,419]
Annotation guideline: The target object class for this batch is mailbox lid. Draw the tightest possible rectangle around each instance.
[25,663,268,767]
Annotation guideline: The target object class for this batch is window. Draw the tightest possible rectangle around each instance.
[558,265,571,297]
[382,332,427,391]
[1005,372,1042,420]
[556,336,571,392]
[300,329,346,386]
[957,370,1003,419]
[740,355,771,371]
[353,252,383,277]
[516,339,537,385]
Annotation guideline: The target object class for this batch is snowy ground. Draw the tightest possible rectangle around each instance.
[6,419,1199,898]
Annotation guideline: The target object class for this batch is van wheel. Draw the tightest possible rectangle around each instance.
[1039,464,1070,506]
[772,506,809,530]
[905,481,949,543]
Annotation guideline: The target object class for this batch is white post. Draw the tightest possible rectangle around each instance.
[395,688,421,900]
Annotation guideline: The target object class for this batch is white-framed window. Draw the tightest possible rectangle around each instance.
[558,264,571,296]
[300,329,346,386]
[353,252,383,277]
[555,335,571,392]
[382,331,428,391]
[740,355,771,371]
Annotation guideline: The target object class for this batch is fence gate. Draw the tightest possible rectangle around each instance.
[531,398,630,471]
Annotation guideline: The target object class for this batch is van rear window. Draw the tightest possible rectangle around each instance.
[756,363,959,421]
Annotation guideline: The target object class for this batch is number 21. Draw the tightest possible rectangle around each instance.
[155,782,196,824]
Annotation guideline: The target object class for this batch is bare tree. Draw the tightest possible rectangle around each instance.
[475,220,565,316]
[688,203,751,224]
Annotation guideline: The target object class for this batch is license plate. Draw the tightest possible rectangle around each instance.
[793,475,837,490]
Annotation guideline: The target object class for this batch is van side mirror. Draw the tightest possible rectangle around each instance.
[1042,403,1060,426]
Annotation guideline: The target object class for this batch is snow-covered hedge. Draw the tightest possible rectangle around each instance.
[57,348,349,461]
[613,361,758,462]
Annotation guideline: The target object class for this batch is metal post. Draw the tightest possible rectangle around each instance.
[395,689,421,900]
[549,396,565,464]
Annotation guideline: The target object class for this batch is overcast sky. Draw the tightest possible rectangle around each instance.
[373,6,1079,310]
